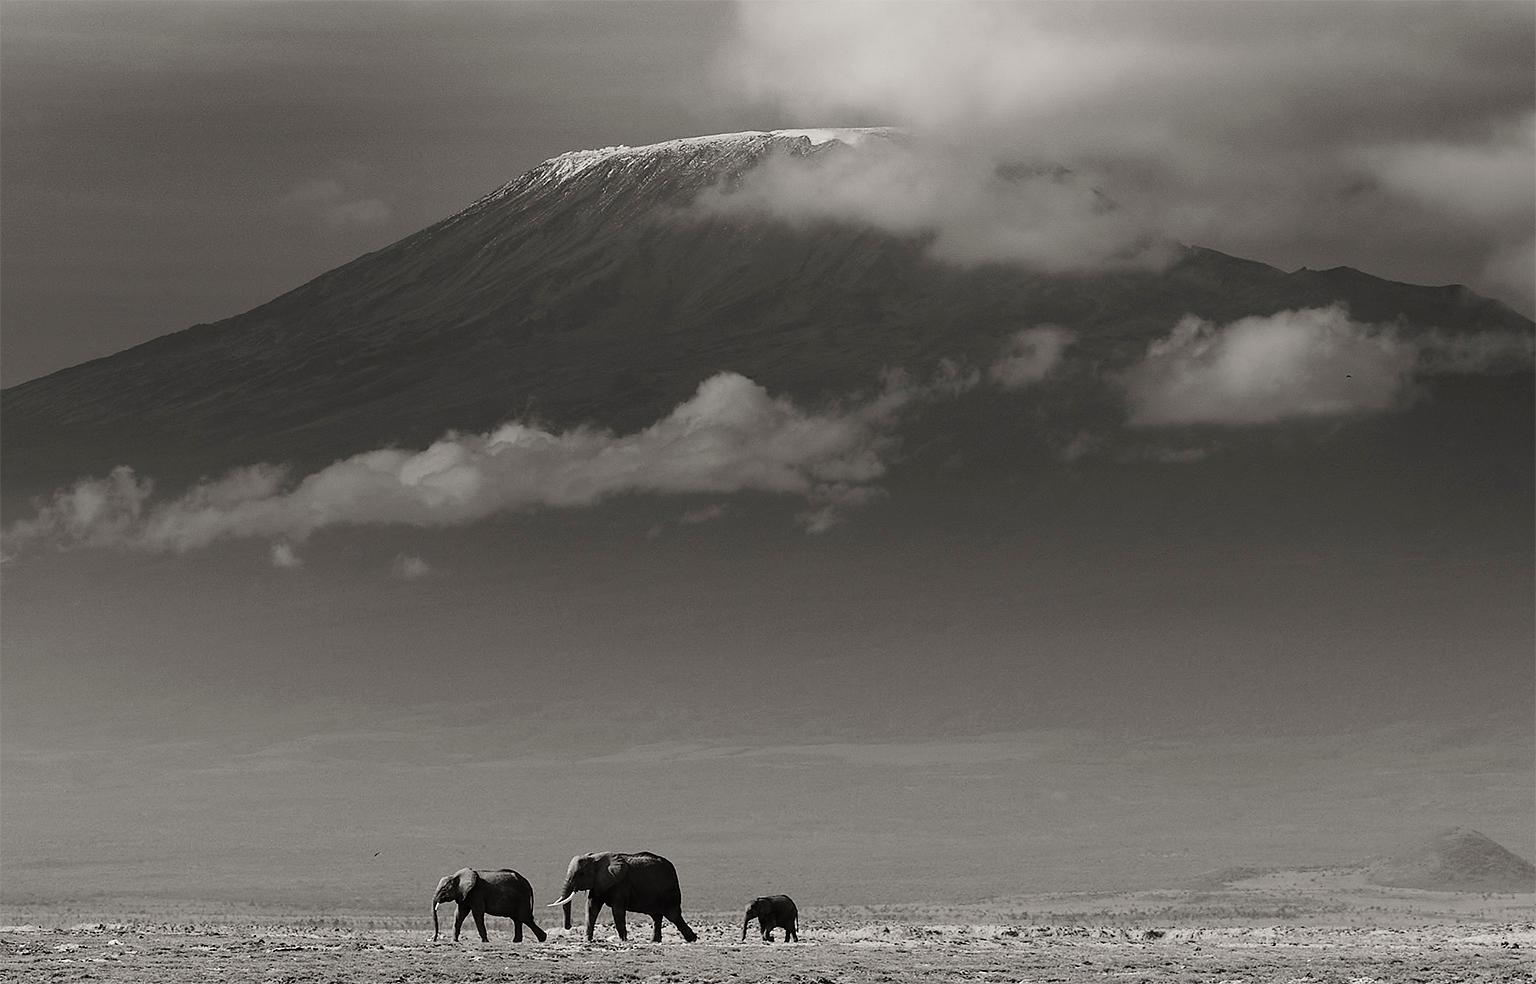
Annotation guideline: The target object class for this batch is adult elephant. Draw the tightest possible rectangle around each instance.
[548,851,698,942]
[431,867,547,943]
[741,894,799,942]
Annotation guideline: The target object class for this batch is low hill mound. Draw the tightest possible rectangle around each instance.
[1366,827,1535,893]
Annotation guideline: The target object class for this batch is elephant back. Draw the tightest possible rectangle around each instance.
[624,852,683,905]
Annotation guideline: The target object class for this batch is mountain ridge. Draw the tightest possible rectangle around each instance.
[3,129,1531,503]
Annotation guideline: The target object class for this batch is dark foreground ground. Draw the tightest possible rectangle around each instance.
[2,920,1531,984]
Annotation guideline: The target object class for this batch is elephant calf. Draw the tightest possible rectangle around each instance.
[432,867,547,943]
[742,894,799,942]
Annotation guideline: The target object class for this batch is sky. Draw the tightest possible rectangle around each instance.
[0,1,770,386]
[2,1,1533,387]
[1,1,1533,914]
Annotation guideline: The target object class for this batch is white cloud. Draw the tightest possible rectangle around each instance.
[989,326,1074,390]
[721,2,1536,313]
[5,370,961,554]
[1360,114,1536,310]
[1360,115,1536,226]
[1121,306,1417,427]
[1120,305,1535,427]
[390,554,431,579]
[269,543,303,569]
[5,466,154,548]
[697,140,1174,273]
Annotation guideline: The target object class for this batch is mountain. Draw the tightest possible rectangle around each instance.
[2,128,1531,505]
[1366,827,1536,893]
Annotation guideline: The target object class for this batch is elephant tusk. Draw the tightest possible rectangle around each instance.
[548,893,576,907]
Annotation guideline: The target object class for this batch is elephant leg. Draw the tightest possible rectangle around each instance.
[525,916,548,943]
[472,905,489,943]
[611,906,628,941]
[651,914,663,943]
[513,918,523,943]
[789,920,799,942]
[666,907,698,943]
[585,896,602,941]
[453,904,469,942]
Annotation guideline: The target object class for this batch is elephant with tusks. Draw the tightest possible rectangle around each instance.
[742,894,799,942]
[431,867,547,943]
[548,851,698,942]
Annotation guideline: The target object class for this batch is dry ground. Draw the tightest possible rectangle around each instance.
[3,920,1531,983]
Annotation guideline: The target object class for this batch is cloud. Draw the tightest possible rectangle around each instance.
[5,370,961,554]
[269,543,303,569]
[390,554,431,579]
[1359,114,1536,311]
[677,504,727,526]
[1120,304,1535,427]
[989,326,1074,389]
[1121,306,1417,427]
[5,466,155,548]
[1360,114,1536,226]
[319,197,392,230]
[697,140,1174,273]
[281,175,393,231]
[796,482,886,535]
[721,2,1536,313]
[1058,431,1099,464]
[1480,237,1536,315]
[1415,329,1536,375]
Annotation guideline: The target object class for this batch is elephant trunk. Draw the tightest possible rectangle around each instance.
[431,901,440,942]
[549,861,581,929]
[742,910,753,941]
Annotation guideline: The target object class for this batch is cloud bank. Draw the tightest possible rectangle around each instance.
[7,316,1526,556]
[1358,113,1536,311]
[721,2,1535,312]
[698,142,1174,273]
[6,371,956,554]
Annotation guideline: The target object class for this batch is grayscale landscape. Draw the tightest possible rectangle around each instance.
[1,3,1532,982]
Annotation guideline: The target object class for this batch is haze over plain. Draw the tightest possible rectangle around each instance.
[1,2,1531,914]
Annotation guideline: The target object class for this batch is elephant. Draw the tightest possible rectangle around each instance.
[547,851,698,942]
[431,867,547,943]
[741,894,799,942]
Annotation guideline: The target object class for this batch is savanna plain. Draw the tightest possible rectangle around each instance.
[5,881,1531,983]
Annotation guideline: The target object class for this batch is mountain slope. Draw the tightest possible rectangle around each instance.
[2,128,1530,501]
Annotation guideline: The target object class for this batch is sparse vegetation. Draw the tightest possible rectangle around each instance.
[1,916,1530,983]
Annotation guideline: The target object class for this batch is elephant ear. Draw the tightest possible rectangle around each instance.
[599,855,628,890]
[456,868,480,903]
